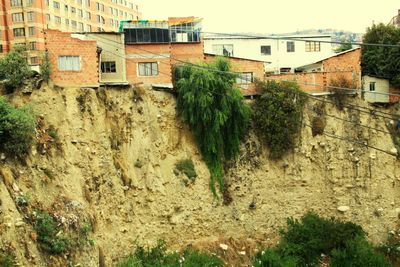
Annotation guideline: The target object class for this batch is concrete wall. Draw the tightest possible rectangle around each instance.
[80,33,127,84]
[44,29,99,87]
[362,75,390,103]
[204,36,334,74]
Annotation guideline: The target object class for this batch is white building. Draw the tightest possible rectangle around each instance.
[204,34,334,74]
[362,75,390,103]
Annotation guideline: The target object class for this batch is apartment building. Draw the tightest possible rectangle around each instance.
[0,0,141,65]
[204,34,334,74]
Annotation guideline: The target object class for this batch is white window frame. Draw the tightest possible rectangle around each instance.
[58,56,81,71]
[236,72,254,84]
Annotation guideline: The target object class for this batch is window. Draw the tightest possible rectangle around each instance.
[45,0,49,5]
[30,57,39,65]
[287,41,295,52]
[55,16,61,23]
[10,0,22,7]
[58,56,80,71]
[138,62,158,76]
[71,20,77,28]
[261,45,271,55]
[369,82,376,91]
[96,2,103,11]
[28,42,36,50]
[71,7,76,13]
[0,45,3,53]
[129,2,133,9]
[236,72,253,84]
[84,11,91,19]
[212,44,234,56]
[13,28,25,37]
[28,27,35,36]
[76,0,82,5]
[84,0,90,6]
[53,1,59,8]
[65,18,69,25]
[45,14,50,21]
[64,4,68,11]
[77,9,83,17]
[119,10,123,16]
[305,41,321,52]
[101,61,116,73]
[78,22,84,31]
[12,13,24,22]
[26,0,32,6]
[96,15,104,24]
[86,24,91,31]
[27,12,34,22]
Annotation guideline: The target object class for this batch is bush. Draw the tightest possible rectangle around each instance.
[0,251,14,267]
[33,211,70,254]
[117,240,223,267]
[0,97,36,156]
[329,76,355,110]
[175,159,197,182]
[311,116,325,136]
[174,58,250,196]
[0,46,30,93]
[40,51,51,82]
[331,237,391,267]
[253,249,298,267]
[279,212,365,266]
[253,80,307,159]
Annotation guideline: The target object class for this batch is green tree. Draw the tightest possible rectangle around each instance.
[40,51,51,82]
[174,58,250,196]
[335,37,353,53]
[361,23,400,86]
[0,97,36,156]
[0,45,31,92]
[252,80,306,159]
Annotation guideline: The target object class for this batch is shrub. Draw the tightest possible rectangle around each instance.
[311,116,325,136]
[329,76,355,110]
[252,249,298,267]
[33,211,70,254]
[0,251,14,267]
[174,58,250,196]
[175,159,197,182]
[0,46,30,93]
[331,237,391,267]
[253,80,307,159]
[0,97,36,156]
[40,51,51,82]
[279,212,365,266]
[117,240,223,267]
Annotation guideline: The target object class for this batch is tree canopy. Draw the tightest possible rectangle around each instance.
[0,45,31,92]
[174,58,250,196]
[361,23,400,86]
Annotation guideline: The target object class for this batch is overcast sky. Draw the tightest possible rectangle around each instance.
[136,0,399,34]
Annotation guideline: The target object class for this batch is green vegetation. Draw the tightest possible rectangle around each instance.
[379,228,400,266]
[175,159,197,183]
[0,251,14,267]
[253,212,391,267]
[40,51,51,83]
[334,37,353,53]
[361,23,400,87]
[0,97,36,156]
[253,80,306,159]
[134,159,144,168]
[174,58,250,196]
[0,45,31,93]
[329,76,354,110]
[33,210,71,254]
[117,240,223,267]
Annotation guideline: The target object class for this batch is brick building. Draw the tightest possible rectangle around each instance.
[267,48,361,93]
[44,29,99,87]
[0,0,141,65]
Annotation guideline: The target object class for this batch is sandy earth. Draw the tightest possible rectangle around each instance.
[0,84,399,266]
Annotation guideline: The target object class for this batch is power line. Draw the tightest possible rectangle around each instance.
[303,124,397,156]
[201,31,400,48]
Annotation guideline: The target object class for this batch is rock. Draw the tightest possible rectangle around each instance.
[282,161,289,168]
[390,148,398,155]
[71,140,78,144]
[353,157,360,163]
[337,206,350,212]
[122,186,129,191]
[15,221,25,227]
[0,153,5,160]
[319,142,326,148]
[219,244,228,251]
[239,251,246,255]
[348,147,355,152]
[374,208,384,217]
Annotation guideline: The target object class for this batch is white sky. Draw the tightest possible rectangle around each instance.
[136,0,399,34]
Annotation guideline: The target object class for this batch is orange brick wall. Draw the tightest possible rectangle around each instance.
[44,29,99,87]
[323,48,361,73]
[125,44,172,85]
[389,87,400,103]
[204,54,265,95]
[267,72,327,93]
[170,41,204,63]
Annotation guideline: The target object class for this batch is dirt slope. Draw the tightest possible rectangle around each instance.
[0,85,399,266]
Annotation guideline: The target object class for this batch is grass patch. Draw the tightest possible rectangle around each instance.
[0,251,14,267]
[117,240,223,267]
[175,159,197,183]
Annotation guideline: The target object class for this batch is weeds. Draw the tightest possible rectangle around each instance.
[329,76,355,110]
[0,251,14,267]
[175,159,197,183]
[134,159,144,168]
